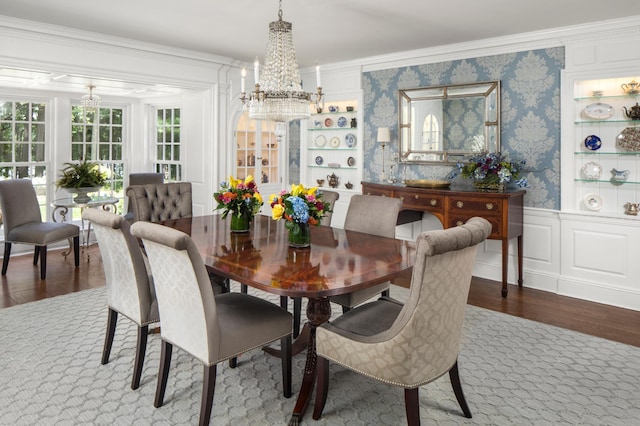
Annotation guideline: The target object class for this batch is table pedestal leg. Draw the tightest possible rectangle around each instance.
[289,297,331,426]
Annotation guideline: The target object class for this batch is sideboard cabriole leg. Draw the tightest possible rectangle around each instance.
[501,238,509,298]
[517,235,523,287]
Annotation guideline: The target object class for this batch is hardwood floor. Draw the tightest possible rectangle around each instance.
[2,245,640,347]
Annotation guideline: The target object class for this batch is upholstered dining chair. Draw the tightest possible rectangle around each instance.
[329,194,402,312]
[124,173,164,221]
[0,179,80,280]
[130,221,293,426]
[126,182,192,223]
[313,217,492,425]
[82,208,159,390]
[319,190,339,226]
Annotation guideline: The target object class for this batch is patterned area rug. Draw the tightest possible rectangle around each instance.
[1,285,639,425]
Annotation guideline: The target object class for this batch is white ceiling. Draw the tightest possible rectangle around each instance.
[1,0,640,96]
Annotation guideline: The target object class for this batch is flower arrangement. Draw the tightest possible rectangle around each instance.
[448,151,528,188]
[214,175,263,219]
[269,184,332,246]
[55,159,107,189]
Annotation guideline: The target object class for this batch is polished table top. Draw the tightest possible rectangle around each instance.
[160,214,416,299]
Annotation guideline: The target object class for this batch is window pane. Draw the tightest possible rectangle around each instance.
[99,126,110,142]
[112,144,122,160]
[173,128,180,143]
[99,108,111,124]
[112,126,122,142]
[0,143,12,161]
[0,102,12,120]
[173,145,180,161]
[157,109,164,126]
[86,126,94,143]
[166,109,172,123]
[156,145,163,160]
[164,144,172,160]
[0,167,13,179]
[112,109,122,125]
[0,123,12,141]
[16,166,29,179]
[31,144,45,162]
[164,126,172,143]
[14,123,27,141]
[15,103,28,120]
[31,104,46,122]
[15,143,28,161]
[31,123,45,142]
[99,145,109,160]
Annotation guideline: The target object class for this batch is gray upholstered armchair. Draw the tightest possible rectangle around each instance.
[124,173,164,221]
[130,221,293,426]
[0,179,80,280]
[126,182,192,223]
[313,217,492,425]
[82,208,159,390]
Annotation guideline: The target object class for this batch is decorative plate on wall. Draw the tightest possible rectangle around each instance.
[582,102,614,120]
[616,127,640,151]
[347,156,355,167]
[345,133,357,148]
[583,193,603,211]
[584,134,602,151]
[337,116,348,127]
[329,137,341,148]
[315,156,323,165]
[314,135,327,148]
[581,161,603,180]
[324,118,333,127]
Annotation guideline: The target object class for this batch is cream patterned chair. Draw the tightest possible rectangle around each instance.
[0,179,80,280]
[319,190,339,227]
[126,182,192,223]
[313,217,492,425]
[82,208,159,390]
[130,221,293,426]
[329,194,402,312]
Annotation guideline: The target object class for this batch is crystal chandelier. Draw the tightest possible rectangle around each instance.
[241,0,323,126]
[81,85,101,113]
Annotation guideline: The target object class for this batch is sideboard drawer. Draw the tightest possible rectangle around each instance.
[447,197,503,215]
[399,190,444,213]
[363,187,394,197]
[448,213,501,238]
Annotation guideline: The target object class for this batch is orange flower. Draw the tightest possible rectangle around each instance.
[308,217,318,226]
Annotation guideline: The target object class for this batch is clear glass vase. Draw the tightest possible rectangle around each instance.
[230,213,251,233]
[288,222,311,248]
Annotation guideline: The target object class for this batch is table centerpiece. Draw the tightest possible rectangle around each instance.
[214,175,263,232]
[269,184,332,248]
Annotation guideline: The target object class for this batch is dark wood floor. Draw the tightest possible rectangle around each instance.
[2,245,640,347]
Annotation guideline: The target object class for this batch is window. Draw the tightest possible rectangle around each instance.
[71,106,125,210]
[422,114,440,151]
[0,100,48,213]
[154,108,181,181]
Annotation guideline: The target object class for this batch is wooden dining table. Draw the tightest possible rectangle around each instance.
[159,214,416,425]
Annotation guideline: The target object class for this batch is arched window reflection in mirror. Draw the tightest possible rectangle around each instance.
[422,114,440,151]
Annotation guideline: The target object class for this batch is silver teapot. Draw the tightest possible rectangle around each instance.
[622,102,640,120]
[327,173,340,188]
[624,202,639,216]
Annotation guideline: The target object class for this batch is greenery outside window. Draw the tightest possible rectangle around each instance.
[0,100,48,217]
[71,106,125,213]
[154,107,181,181]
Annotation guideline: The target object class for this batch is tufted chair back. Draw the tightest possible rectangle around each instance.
[126,182,192,223]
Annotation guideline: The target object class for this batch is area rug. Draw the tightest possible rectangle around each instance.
[0,285,639,425]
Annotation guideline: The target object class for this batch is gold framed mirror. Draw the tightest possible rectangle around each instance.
[398,80,500,164]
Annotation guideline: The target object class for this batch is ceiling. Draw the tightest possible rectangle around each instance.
[1,0,640,96]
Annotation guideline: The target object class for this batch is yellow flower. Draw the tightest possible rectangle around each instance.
[244,175,254,185]
[228,176,239,189]
[306,186,317,196]
[255,192,263,204]
[290,183,305,197]
[269,194,279,204]
[272,203,284,220]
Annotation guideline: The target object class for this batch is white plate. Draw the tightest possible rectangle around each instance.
[583,103,614,120]
[581,161,602,180]
[345,133,357,148]
[314,135,327,148]
[583,193,603,211]
[329,137,341,148]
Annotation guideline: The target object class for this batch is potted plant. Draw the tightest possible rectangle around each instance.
[56,159,107,203]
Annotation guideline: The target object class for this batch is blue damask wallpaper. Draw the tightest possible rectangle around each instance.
[363,47,565,209]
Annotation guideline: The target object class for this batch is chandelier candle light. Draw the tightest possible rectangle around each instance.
[240,0,323,134]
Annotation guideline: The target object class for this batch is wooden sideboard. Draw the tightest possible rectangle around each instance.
[362,182,525,297]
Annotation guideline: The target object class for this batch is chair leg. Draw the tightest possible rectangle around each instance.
[199,365,217,426]
[73,236,80,267]
[404,388,421,426]
[2,242,11,275]
[293,298,302,338]
[381,289,390,297]
[281,335,292,398]
[33,246,40,265]
[341,305,351,314]
[312,356,330,420]
[240,283,248,294]
[132,324,149,390]
[228,356,238,368]
[154,340,173,408]
[449,360,472,418]
[39,245,47,280]
[101,308,118,365]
